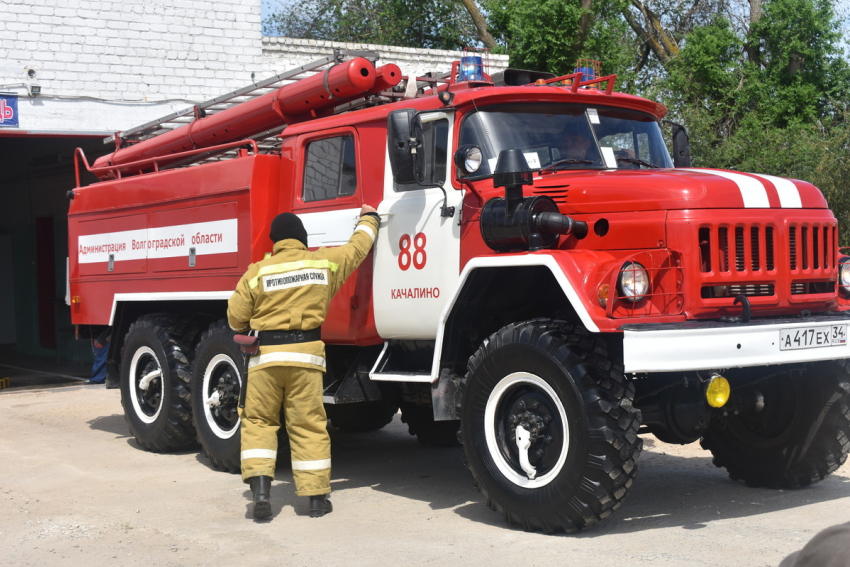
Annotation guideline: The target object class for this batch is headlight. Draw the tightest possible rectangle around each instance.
[454,145,482,174]
[618,261,649,302]
[840,257,850,295]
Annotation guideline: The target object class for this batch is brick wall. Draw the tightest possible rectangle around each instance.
[0,0,263,102]
[0,0,508,133]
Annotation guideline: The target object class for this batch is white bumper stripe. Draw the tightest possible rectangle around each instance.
[248,352,326,369]
[751,173,802,208]
[624,320,850,373]
[291,459,331,471]
[682,169,770,208]
[241,449,277,460]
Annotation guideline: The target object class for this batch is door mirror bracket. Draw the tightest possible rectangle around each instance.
[387,109,454,218]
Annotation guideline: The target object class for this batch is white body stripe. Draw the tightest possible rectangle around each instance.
[429,255,598,382]
[355,224,376,242]
[682,169,770,208]
[291,459,331,471]
[262,268,328,292]
[248,352,326,369]
[77,219,238,264]
[110,291,234,325]
[241,449,277,460]
[298,208,361,247]
[751,173,802,208]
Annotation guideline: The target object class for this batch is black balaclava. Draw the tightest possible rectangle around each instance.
[269,213,308,247]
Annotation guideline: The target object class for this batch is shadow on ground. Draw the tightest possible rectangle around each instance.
[169,417,850,534]
[87,413,133,439]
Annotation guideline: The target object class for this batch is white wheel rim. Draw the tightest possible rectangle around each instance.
[129,346,163,424]
[484,372,570,489]
[202,353,241,439]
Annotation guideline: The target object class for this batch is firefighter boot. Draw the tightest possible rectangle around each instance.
[250,476,273,519]
[308,494,333,518]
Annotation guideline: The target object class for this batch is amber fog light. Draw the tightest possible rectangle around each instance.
[705,375,731,408]
[597,283,610,307]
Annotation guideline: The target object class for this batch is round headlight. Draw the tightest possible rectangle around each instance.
[839,257,850,294]
[454,145,482,174]
[618,261,649,302]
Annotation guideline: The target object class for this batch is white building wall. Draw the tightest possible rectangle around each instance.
[0,0,508,135]
[262,37,509,83]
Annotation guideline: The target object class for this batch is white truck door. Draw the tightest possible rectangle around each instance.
[373,112,462,339]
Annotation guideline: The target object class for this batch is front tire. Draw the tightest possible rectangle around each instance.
[120,314,199,452]
[460,319,642,533]
[192,320,245,474]
[701,361,850,488]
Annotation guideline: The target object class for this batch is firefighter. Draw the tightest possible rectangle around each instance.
[227,205,380,519]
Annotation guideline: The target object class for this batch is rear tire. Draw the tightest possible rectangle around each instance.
[120,314,199,452]
[192,320,244,474]
[460,319,642,533]
[326,400,398,432]
[701,361,850,488]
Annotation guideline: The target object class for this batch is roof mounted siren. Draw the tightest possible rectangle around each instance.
[480,149,588,252]
[574,59,601,82]
[452,47,491,85]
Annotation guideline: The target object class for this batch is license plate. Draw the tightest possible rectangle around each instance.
[780,325,847,351]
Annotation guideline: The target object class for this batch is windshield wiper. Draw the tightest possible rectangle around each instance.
[539,158,595,174]
[617,157,658,169]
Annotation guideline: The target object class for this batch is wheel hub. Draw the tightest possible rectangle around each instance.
[506,395,557,467]
[138,359,162,413]
[507,398,553,449]
[212,370,240,423]
[485,372,569,489]
[203,355,242,437]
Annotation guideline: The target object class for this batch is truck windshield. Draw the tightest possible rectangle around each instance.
[458,103,673,177]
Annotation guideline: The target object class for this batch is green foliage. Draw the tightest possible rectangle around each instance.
[749,0,850,125]
[482,0,639,84]
[263,0,478,50]
[663,0,850,238]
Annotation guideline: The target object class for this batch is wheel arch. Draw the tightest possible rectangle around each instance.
[108,293,231,379]
[432,256,600,380]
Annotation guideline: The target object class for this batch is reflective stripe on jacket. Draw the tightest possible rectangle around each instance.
[226,214,379,373]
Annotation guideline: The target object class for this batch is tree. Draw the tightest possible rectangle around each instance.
[664,0,850,236]
[482,0,642,83]
[263,0,479,51]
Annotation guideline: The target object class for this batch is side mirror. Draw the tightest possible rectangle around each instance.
[387,109,425,184]
[667,121,692,168]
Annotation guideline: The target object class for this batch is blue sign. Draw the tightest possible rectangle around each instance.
[0,95,19,127]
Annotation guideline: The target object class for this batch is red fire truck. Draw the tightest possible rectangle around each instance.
[68,51,850,532]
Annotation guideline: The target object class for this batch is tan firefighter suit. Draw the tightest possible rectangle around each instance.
[227,213,380,496]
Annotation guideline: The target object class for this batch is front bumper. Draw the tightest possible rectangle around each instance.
[622,312,850,373]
